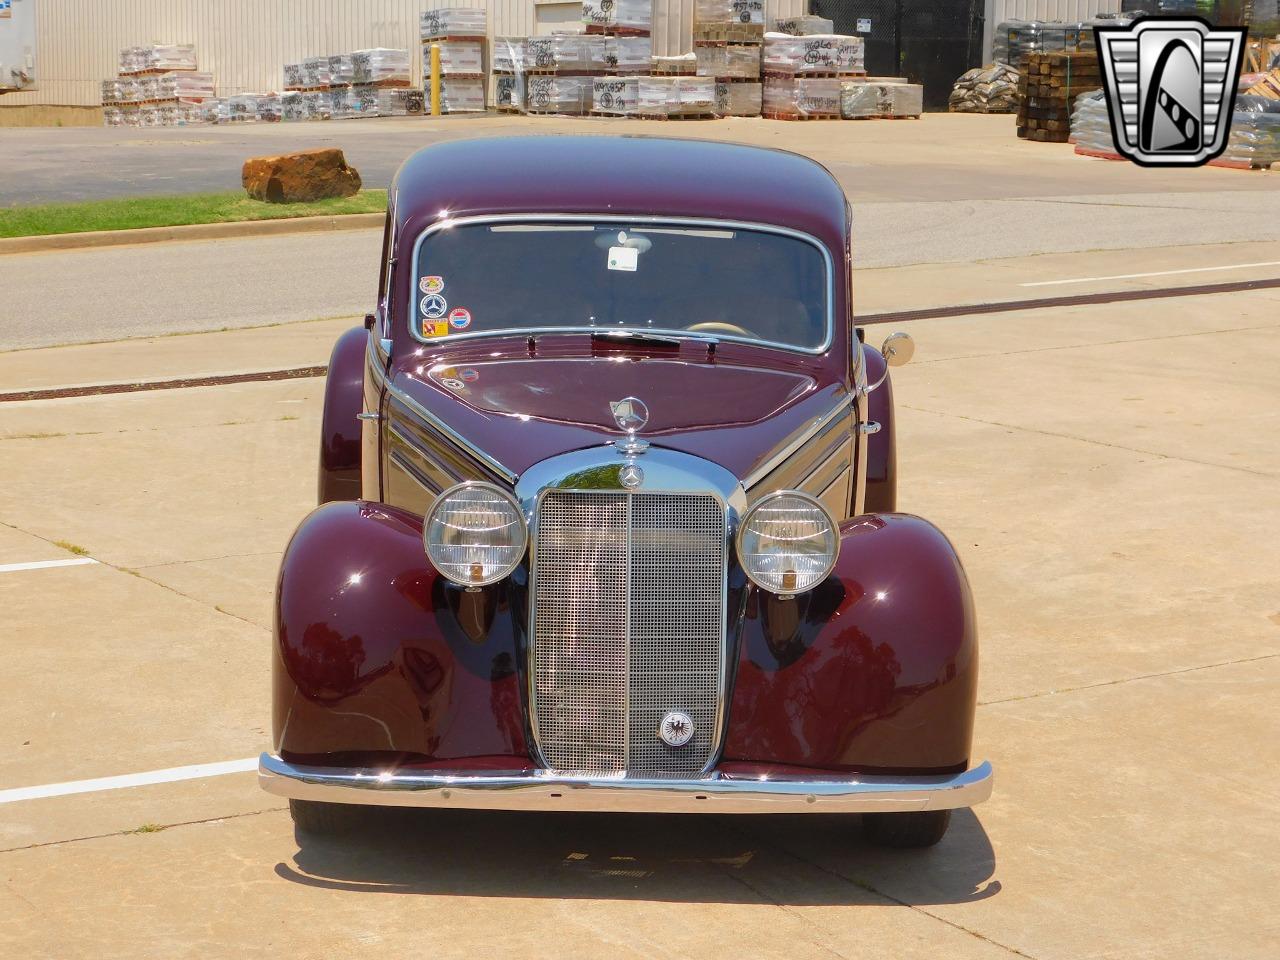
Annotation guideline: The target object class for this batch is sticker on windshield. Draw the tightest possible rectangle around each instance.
[448,307,472,330]
[460,368,479,383]
[420,293,448,319]
[441,377,466,391]
[608,246,639,272]
[419,276,445,295]
[423,320,450,338]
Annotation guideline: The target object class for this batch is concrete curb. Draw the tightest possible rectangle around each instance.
[0,211,384,256]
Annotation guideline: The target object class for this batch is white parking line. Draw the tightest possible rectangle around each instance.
[1019,260,1280,287]
[0,557,99,574]
[0,757,259,805]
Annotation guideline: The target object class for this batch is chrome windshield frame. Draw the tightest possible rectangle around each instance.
[406,213,837,356]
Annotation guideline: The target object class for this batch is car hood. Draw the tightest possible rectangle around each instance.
[387,349,849,484]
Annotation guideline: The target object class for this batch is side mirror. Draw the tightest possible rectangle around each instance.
[881,332,915,367]
[863,331,914,394]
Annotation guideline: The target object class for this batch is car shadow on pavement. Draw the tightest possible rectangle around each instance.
[275,807,999,906]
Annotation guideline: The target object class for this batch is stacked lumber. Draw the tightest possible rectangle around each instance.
[1017,51,1100,143]
[1246,69,1280,100]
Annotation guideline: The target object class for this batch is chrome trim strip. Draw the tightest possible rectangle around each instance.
[742,397,853,491]
[407,214,837,356]
[388,449,443,497]
[383,380,518,486]
[386,421,468,487]
[259,754,994,814]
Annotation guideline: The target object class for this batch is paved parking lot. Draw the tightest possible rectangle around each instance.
[1,118,1278,958]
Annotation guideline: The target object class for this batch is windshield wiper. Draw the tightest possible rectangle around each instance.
[590,330,719,348]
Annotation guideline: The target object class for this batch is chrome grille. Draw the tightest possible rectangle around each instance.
[531,490,727,776]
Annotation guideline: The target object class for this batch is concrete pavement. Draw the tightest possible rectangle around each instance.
[1,239,1278,958]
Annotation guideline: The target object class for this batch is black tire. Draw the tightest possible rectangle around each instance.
[862,809,952,848]
[289,798,366,836]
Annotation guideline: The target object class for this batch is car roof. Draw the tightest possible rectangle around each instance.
[391,136,849,251]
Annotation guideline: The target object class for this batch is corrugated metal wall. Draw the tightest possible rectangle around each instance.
[8,0,804,106]
[982,0,1121,64]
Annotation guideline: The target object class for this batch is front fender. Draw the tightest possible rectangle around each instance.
[272,500,529,764]
[723,513,977,773]
[317,326,368,505]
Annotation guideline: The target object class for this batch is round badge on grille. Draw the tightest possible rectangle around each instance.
[658,711,695,748]
[619,464,644,489]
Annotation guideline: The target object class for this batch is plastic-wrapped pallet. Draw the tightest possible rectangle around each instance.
[843,80,923,118]
[352,85,426,116]
[696,44,760,79]
[494,37,526,73]
[495,73,526,110]
[424,41,484,76]
[581,35,610,72]
[421,7,487,40]
[605,37,651,73]
[715,81,762,116]
[949,62,1020,113]
[593,76,640,115]
[282,91,306,122]
[763,34,863,75]
[158,72,214,99]
[328,55,356,85]
[651,53,697,76]
[354,49,411,84]
[101,79,122,104]
[638,76,715,116]
[771,16,834,36]
[582,0,652,31]
[527,75,592,113]
[256,94,283,123]
[527,36,589,72]
[227,94,259,123]
[303,91,331,120]
[697,0,764,24]
[1223,95,1280,167]
[764,77,840,117]
[1070,89,1114,153]
[328,87,355,119]
[103,107,125,127]
[302,57,331,88]
[148,44,197,71]
[283,64,305,89]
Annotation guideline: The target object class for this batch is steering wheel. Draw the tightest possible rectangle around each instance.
[686,321,758,339]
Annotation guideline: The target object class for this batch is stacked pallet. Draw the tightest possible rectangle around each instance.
[587,0,655,117]
[421,8,487,114]
[102,44,213,127]
[694,0,763,116]
[1017,51,1099,143]
[281,49,413,121]
[762,33,864,120]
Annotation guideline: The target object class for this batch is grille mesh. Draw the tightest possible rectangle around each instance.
[532,490,727,776]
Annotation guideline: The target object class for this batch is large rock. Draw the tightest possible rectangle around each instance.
[241,147,362,203]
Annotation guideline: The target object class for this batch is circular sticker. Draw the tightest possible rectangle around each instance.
[420,293,448,319]
[448,307,472,330]
[419,276,445,295]
[441,377,466,391]
[459,368,479,383]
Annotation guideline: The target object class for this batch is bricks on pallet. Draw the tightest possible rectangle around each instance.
[493,37,526,73]
[328,54,355,85]
[527,75,592,113]
[119,44,197,74]
[841,80,922,118]
[352,85,425,117]
[302,57,331,88]
[651,53,697,76]
[420,7,487,40]
[696,44,760,80]
[438,78,486,113]
[582,0,653,32]
[353,49,411,85]
[495,73,525,111]
[593,76,640,115]
[423,40,484,77]
[605,36,652,73]
[526,36,590,72]
[638,75,715,116]
[771,15,834,36]
[763,76,840,117]
[763,33,864,75]
[696,0,764,26]
[715,80,762,116]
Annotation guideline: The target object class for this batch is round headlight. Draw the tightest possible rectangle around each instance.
[737,491,839,595]
[424,482,528,587]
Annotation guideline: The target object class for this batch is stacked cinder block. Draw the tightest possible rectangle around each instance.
[1017,50,1100,142]
[694,0,763,116]
[587,0,654,117]
[761,32,864,120]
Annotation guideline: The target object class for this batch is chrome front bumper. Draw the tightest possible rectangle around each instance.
[259,754,993,814]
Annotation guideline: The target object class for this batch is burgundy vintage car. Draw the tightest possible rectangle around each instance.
[259,136,992,847]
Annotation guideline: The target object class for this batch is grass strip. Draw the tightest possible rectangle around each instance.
[0,189,386,238]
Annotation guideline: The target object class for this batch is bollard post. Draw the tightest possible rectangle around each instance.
[430,42,441,116]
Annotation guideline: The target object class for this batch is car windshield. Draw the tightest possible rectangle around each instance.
[411,220,831,352]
